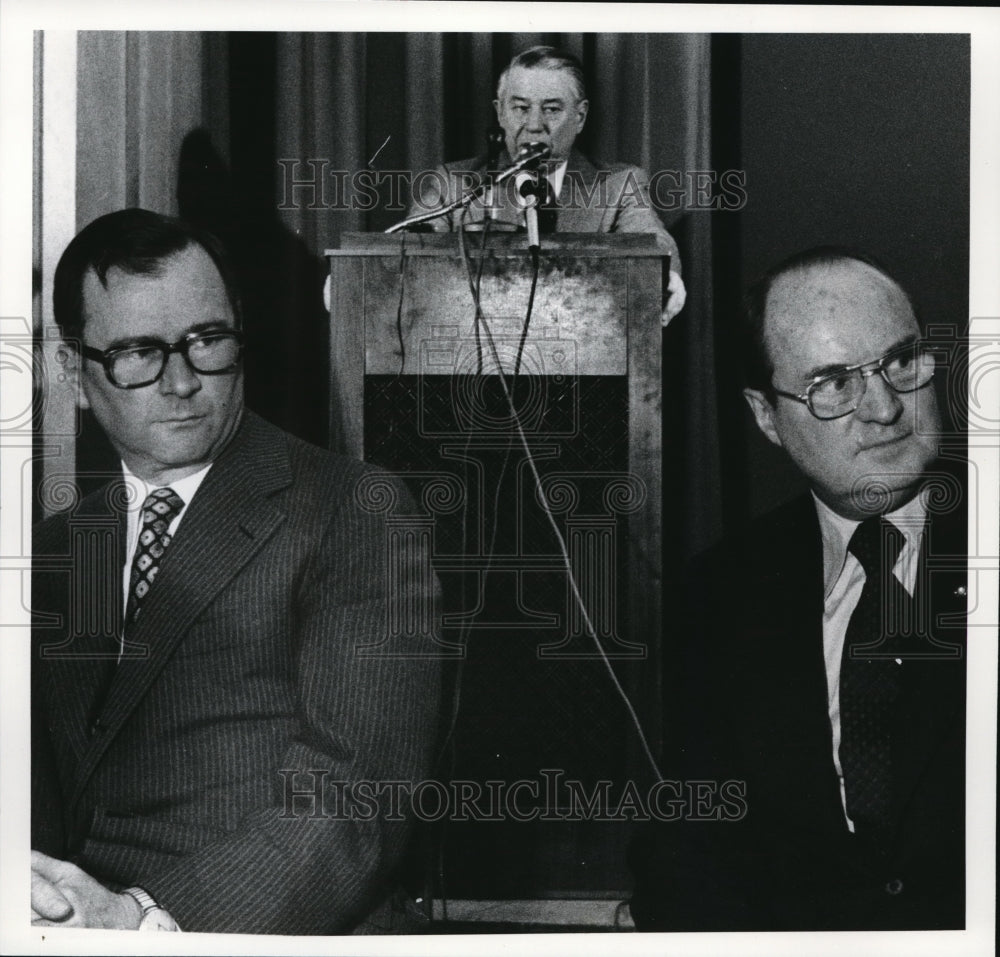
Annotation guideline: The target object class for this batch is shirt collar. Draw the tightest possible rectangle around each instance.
[813,491,928,598]
[121,461,213,517]
[548,159,569,200]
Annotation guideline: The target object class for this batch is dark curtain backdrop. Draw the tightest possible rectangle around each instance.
[177,32,722,562]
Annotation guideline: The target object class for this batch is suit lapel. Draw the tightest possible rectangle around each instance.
[556,150,602,233]
[893,497,967,815]
[753,493,967,833]
[69,413,292,806]
[739,498,848,832]
[39,482,129,763]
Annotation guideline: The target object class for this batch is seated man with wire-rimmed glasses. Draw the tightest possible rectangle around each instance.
[31,208,441,934]
[630,247,967,931]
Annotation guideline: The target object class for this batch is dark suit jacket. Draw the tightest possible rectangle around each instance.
[630,483,966,931]
[409,148,681,272]
[31,411,441,934]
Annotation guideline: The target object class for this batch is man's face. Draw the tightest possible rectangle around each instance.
[494,65,588,161]
[75,244,244,486]
[744,260,941,519]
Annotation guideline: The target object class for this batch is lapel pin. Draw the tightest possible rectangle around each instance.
[953,585,967,598]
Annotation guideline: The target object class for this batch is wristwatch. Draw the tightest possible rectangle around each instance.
[123,886,181,931]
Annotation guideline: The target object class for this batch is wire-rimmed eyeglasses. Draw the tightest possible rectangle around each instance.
[80,330,245,389]
[772,339,936,420]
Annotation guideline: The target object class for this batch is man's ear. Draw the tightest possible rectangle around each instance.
[60,344,90,410]
[743,388,782,448]
[574,98,589,135]
[493,99,502,123]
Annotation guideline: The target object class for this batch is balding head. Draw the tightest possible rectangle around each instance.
[742,249,941,518]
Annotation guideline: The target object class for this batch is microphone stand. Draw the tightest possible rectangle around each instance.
[524,205,539,252]
[514,169,542,252]
[385,143,551,234]
[484,125,505,224]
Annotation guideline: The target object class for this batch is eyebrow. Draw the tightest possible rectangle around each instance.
[509,96,566,107]
[101,320,233,351]
[803,333,919,382]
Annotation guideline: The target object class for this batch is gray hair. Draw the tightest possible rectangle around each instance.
[496,46,587,103]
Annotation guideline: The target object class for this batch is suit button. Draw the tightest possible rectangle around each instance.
[885,879,904,896]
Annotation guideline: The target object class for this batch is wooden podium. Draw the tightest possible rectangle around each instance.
[327,232,665,898]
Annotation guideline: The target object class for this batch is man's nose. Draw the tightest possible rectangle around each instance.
[526,105,546,131]
[855,371,903,424]
[158,351,201,398]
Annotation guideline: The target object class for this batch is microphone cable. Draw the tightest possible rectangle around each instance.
[394,216,665,924]
[452,225,664,784]
[394,229,408,375]
[430,207,495,922]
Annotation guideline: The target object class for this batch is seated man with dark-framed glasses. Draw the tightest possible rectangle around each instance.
[31,208,441,934]
[630,247,967,931]
[79,327,246,390]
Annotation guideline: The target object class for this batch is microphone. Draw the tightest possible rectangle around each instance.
[483,125,507,222]
[525,206,540,252]
[486,125,506,175]
[514,170,541,204]
[384,142,550,235]
[494,142,552,187]
[513,170,541,252]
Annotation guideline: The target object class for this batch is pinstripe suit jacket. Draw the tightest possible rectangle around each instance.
[31,411,441,934]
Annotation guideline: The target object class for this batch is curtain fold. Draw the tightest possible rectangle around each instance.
[681,36,723,556]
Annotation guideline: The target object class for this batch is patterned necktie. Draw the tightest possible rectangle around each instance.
[839,516,908,846]
[125,487,185,627]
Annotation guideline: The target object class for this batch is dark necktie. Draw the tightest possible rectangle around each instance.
[125,487,185,628]
[839,516,908,845]
[538,176,559,234]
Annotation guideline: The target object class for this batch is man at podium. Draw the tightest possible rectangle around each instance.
[408,45,687,325]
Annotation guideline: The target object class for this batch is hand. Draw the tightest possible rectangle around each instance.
[661,271,687,326]
[31,850,142,929]
[31,857,73,923]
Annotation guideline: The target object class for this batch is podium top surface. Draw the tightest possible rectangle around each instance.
[326,232,669,259]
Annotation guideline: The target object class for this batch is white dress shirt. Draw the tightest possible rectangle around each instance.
[548,158,569,201]
[814,492,927,829]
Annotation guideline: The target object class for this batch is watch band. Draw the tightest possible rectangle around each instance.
[123,886,181,932]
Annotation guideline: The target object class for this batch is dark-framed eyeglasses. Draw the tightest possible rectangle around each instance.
[80,329,245,389]
[772,340,937,420]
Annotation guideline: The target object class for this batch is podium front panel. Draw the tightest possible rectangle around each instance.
[328,233,663,898]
